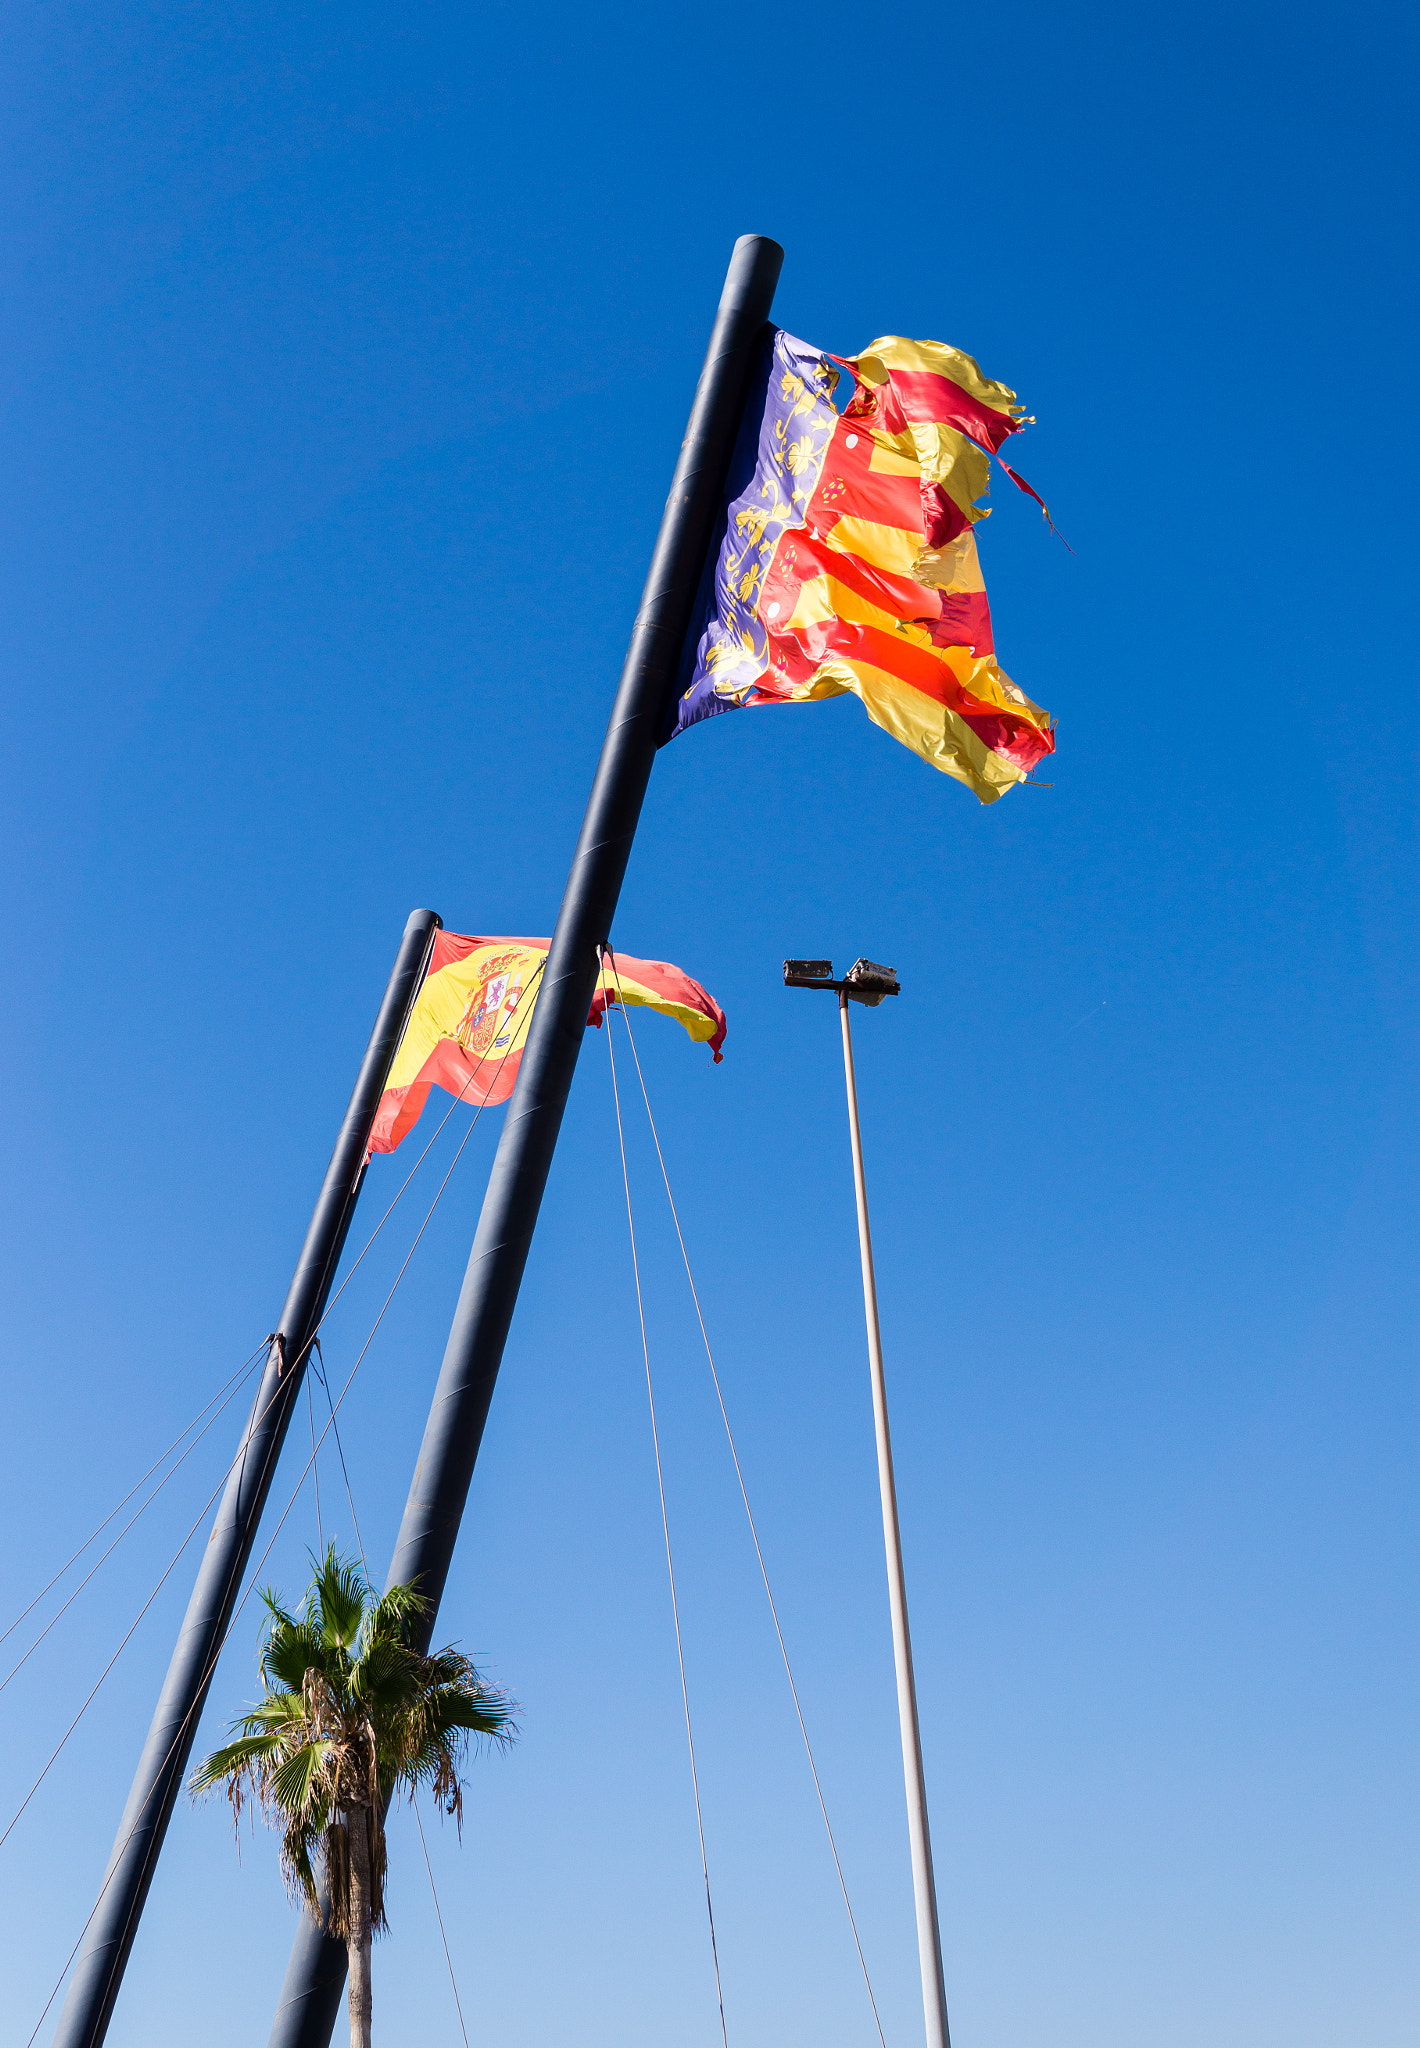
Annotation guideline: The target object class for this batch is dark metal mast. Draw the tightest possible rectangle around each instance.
[54,907,441,2048]
[267,232,783,2048]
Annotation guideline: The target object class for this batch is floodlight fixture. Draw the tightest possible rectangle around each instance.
[783,957,900,1003]
[783,958,837,990]
[843,957,900,1006]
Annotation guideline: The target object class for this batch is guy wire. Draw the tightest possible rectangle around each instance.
[17,1002,538,2043]
[0,1337,270,1651]
[599,948,730,2048]
[602,949,887,2048]
[414,1794,472,2048]
[311,1338,365,1569]
[306,1372,323,1553]
[1,959,546,1672]
[0,1346,269,1700]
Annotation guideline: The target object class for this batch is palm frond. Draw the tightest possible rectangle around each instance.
[349,1654,417,1720]
[366,1579,426,1647]
[263,1617,335,1695]
[239,1693,307,1732]
[189,1731,284,1798]
[258,1587,301,1635]
[269,1740,334,1817]
[428,1689,518,1742]
[311,1544,368,1649]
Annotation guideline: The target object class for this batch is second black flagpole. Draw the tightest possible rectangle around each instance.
[268,231,783,2048]
[53,906,441,2048]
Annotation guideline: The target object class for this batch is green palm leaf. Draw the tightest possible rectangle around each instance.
[270,1740,334,1814]
[312,1544,367,1649]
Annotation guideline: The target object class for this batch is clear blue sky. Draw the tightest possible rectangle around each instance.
[1,3,1414,2044]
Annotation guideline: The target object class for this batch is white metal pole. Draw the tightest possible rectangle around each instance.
[838,988,951,2048]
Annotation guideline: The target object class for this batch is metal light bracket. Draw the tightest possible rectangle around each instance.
[783,957,901,1005]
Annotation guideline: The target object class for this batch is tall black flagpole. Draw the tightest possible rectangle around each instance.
[53,907,441,2048]
[268,232,784,2048]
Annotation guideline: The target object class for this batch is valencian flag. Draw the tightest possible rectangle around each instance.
[664,328,1055,803]
[368,932,727,1155]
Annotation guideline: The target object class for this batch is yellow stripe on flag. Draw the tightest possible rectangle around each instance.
[825,514,922,579]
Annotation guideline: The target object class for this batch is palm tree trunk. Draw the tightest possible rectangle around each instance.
[345,1806,374,2048]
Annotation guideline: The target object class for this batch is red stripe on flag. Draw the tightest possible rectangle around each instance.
[765,528,937,624]
[368,1037,524,1154]
[426,930,550,975]
[761,530,993,658]
[928,591,994,656]
[590,953,727,1059]
[921,483,972,546]
[851,369,1019,453]
[806,421,925,536]
[761,609,1053,772]
[845,623,1053,768]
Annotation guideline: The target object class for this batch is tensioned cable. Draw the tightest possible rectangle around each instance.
[12,987,524,1843]
[413,1794,472,2048]
[602,952,888,2048]
[1,964,538,1670]
[17,1196,443,2034]
[598,954,730,2048]
[306,1373,324,1553]
[311,1339,364,1568]
[19,1352,359,2046]
[0,1400,287,1854]
[0,1315,363,1854]
[18,1006,537,2045]
[2,954,540,1662]
[0,1345,270,1700]
[5,1021,506,1845]
[0,1337,271,1652]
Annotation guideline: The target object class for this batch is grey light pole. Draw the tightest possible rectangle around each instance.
[785,957,951,2048]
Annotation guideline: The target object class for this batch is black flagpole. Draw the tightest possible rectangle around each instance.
[267,232,783,2048]
[53,907,441,2048]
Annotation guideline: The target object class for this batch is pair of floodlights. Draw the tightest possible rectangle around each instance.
[783,956,899,1004]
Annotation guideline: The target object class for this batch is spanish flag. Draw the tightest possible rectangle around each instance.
[665,328,1055,803]
[368,933,726,1155]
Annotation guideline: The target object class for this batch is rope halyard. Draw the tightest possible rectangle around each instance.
[599,947,731,2048]
[602,949,888,2048]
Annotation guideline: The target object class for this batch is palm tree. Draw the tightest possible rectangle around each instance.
[191,1546,515,2048]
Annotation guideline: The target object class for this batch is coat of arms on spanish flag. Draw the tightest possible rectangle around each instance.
[368,932,726,1155]
[664,327,1055,803]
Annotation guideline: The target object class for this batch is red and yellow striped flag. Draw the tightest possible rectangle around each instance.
[368,933,726,1155]
[665,329,1056,803]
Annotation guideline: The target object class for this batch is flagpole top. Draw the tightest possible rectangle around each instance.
[721,234,784,311]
